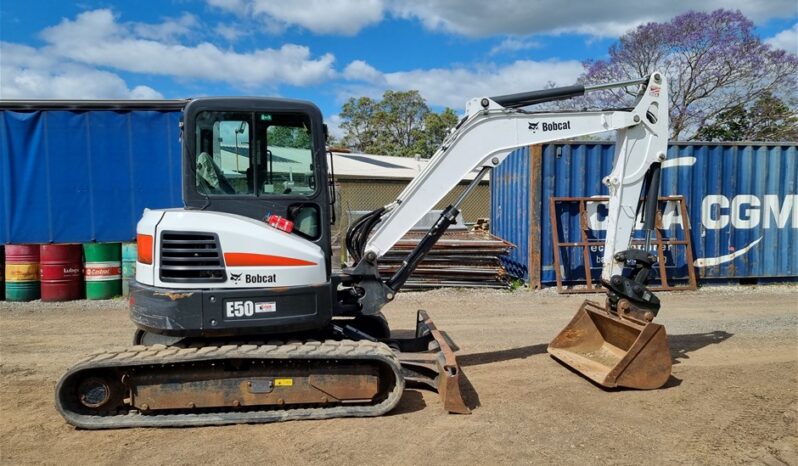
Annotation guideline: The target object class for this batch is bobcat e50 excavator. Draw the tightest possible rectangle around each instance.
[56,72,673,429]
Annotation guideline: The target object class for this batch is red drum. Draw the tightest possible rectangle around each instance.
[40,244,83,301]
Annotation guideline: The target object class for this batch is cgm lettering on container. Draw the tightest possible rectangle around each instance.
[702,194,797,229]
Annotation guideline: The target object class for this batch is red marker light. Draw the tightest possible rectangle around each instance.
[267,214,294,233]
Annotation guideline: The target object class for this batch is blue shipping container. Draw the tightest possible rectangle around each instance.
[491,142,798,284]
[490,145,531,279]
[1,106,183,244]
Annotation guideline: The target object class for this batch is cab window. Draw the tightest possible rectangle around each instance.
[194,111,316,197]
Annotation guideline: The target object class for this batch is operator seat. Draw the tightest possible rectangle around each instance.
[197,151,235,194]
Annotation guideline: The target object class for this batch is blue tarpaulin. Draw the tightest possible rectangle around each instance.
[1,109,183,244]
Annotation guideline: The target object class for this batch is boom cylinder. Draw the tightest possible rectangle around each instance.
[490,76,649,109]
[642,162,662,252]
[386,167,490,292]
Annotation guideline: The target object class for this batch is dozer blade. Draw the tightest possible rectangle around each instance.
[547,300,672,389]
[392,310,470,414]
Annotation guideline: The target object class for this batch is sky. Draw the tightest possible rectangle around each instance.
[1,0,796,137]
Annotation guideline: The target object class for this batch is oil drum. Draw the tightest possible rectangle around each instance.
[5,245,41,301]
[0,245,4,301]
[83,243,122,300]
[40,244,83,301]
[121,242,137,296]
[1,245,4,301]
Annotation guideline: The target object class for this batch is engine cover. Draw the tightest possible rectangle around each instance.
[136,209,326,289]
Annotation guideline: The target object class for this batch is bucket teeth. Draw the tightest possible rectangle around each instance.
[548,300,672,389]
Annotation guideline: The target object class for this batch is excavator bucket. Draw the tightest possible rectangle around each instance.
[547,300,672,389]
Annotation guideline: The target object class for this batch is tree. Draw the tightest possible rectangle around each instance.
[581,10,798,140]
[267,125,311,149]
[374,90,429,156]
[416,107,459,156]
[339,90,458,157]
[340,96,379,152]
[696,92,798,142]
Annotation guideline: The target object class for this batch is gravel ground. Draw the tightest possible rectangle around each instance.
[1,285,796,465]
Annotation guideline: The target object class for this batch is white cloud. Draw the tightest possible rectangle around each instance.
[128,85,164,99]
[0,42,163,99]
[132,13,199,42]
[207,0,248,10]
[339,59,584,109]
[214,23,246,42]
[766,23,798,54]
[489,38,542,56]
[392,0,797,37]
[343,60,385,83]
[325,113,345,140]
[211,0,386,35]
[39,9,337,88]
[209,0,795,39]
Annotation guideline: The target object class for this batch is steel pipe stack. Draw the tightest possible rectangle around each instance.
[378,230,514,289]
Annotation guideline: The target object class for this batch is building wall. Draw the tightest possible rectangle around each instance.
[337,178,490,224]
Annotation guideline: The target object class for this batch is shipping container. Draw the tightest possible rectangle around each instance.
[0,101,185,244]
[490,145,532,281]
[491,142,798,285]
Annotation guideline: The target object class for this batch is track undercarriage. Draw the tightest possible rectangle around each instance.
[56,311,469,429]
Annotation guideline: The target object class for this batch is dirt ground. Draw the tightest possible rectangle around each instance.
[1,285,796,465]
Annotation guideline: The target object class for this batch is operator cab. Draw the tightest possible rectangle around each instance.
[182,97,333,271]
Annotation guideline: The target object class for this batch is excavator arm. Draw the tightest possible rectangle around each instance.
[345,72,673,391]
[347,72,668,307]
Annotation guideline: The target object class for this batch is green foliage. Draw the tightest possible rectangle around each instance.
[340,96,379,151]
[418,108,459,156]
[268,125,311,149]
[508,278,526,291]
[696,92,798,142]
[340,90,458,157]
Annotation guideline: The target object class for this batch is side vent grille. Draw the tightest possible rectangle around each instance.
[159,231,225,283]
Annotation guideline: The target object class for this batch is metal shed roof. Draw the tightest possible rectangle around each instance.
[330,151,490,182]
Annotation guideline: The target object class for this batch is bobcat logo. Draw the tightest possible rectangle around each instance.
[528,122,539,132]
[229,273,242,283]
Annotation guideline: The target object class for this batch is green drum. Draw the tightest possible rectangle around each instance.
[121,242,137,297]
[83,243,122,300]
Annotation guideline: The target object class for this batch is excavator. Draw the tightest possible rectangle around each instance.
[56,72,673,428]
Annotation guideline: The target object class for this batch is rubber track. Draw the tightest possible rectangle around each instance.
[55,340,405,429]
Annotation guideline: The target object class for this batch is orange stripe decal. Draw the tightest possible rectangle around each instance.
[224,252,317,267]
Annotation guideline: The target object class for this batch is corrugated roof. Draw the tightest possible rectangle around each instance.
[330,151,490,181]
[208,146,489,182]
